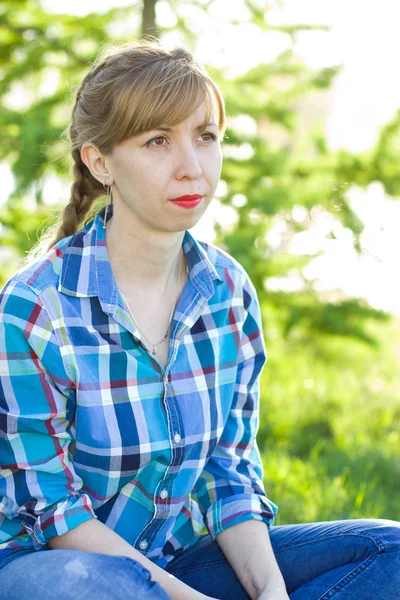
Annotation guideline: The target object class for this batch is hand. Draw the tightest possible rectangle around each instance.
[256,579,290,600]
[256,592,289,600]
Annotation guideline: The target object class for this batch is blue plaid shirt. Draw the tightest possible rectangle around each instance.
[0,206,278,567]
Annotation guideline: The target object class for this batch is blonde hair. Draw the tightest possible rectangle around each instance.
[25,41,225,263]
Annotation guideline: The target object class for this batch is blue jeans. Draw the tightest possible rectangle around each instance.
[0,519,399,599]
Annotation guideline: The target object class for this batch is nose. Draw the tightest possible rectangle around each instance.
[175,143,202,180]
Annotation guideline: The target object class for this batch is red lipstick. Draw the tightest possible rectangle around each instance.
[170,194,202,208]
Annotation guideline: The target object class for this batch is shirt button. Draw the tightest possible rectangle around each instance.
[173,433,181,443]
[160,489,168,499]
[139,540,148,550]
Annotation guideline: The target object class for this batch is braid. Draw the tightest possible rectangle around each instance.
[48,149,103,249]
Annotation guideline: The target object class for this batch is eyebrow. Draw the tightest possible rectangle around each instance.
[154,120,217,133]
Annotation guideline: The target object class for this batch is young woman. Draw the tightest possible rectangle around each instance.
[0,42,399,600]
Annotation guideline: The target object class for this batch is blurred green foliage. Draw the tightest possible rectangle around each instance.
[259,311,400,522]
[0,0,399,522]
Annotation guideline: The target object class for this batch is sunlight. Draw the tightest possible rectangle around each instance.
[5,0,400,315]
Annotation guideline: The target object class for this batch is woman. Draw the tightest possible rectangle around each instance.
[0,42,399,600]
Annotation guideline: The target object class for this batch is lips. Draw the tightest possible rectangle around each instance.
[169,194,203,209]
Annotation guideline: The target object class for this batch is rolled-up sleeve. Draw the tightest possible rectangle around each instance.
[0,281,96,549]
[192,275,278,539]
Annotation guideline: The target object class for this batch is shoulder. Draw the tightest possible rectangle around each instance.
[0,236,73,318]
[197,238,258,307]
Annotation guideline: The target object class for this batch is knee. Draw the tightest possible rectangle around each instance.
[381,519,400,547]
[2,549,170,600]
[60,551,170,600]
[360,518,400,553]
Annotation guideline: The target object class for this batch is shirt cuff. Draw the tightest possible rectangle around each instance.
[205,493,278,539]
[22,493,96,550]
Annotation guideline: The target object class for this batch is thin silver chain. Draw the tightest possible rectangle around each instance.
[120,251,183,356]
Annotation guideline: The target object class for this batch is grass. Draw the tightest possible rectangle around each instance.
[258,314,400,525]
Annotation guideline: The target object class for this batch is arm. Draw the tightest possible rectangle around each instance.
[0,282,215,600]
[191,275,281,594]
[216,520,289,600]
[0,281,95,548]
[49,519,216,600]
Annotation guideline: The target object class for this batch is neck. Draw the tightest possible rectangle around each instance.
[105,206,185,292]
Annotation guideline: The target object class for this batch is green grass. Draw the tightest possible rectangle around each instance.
[258,314,400,525]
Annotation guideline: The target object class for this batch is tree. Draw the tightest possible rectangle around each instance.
[1,0,399,523]
[0,0,395,343]
[142,0,158,38]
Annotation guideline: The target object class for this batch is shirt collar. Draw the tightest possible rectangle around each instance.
[58,204,222,307]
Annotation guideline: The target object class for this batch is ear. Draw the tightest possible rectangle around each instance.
[81,143,114,185]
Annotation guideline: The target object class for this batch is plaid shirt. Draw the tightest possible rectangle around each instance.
[0,206,278,567]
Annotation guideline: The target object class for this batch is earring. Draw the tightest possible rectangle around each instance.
[103,182,112,229]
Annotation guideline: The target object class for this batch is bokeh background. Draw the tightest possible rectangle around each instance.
[1,0,399,523]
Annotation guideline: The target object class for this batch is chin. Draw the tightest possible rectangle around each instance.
[168,211,206,232]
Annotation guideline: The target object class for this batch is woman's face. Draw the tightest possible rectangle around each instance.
[105,101,222,235]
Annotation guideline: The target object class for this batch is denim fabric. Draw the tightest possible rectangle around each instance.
[0,519,399,599]
[0,548,170,600]
[166,519,400,599]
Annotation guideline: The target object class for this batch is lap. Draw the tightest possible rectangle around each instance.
[166,518,400,599]
[2,519,398,600]
[167,534,251,599]
[269,518,400,595]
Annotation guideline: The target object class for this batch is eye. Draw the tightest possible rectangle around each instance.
[146,135,168,148]
[199,132,217,143]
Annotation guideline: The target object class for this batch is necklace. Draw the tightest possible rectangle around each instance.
[120,251,183,356]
